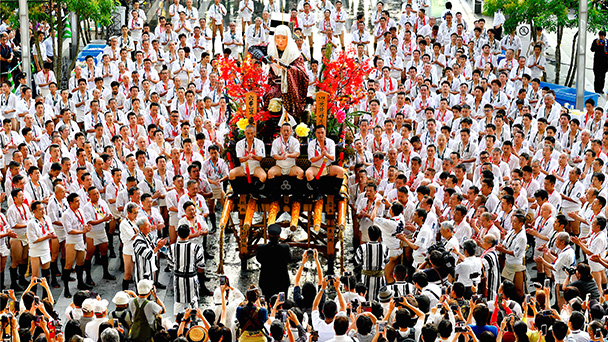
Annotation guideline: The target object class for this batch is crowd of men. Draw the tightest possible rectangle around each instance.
[1,0,608,341]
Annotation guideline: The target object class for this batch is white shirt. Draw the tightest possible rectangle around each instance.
[236,138,265,171]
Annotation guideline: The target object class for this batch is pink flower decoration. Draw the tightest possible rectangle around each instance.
[336,110,346,124]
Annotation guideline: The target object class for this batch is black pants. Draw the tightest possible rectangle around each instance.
[594,68,606,93]
[494,26,503,40]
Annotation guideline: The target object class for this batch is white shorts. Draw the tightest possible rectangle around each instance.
[388,248,403,258]
[14,232,28,246]
[211,187,225,200]
[279,164,294,176]
[243,164,261,176]
[0,242,9,257]
[170,215,179,228]
[123,242,134,256]
[590,260,604,272]
[87,230,108,245]
[561,206,578,221]
[308,164,329,177]
[303,28,313,37]
[31,252,52,265]
[67,239,86,252]
[29,243,51,261]
[53,225,66,243]
[74,111,85,123]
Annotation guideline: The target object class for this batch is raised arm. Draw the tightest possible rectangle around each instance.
[312,278,327,311]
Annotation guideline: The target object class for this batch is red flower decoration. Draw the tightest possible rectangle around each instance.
[315,47,372,119]
[217,55,272,125]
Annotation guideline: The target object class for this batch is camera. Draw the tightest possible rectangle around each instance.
[90,291,99,299]
[377,321,386,332]
[1,290,8,295]
[541,324,548,335]
[34,296,40,305]
[278,292,285,302]
[595,328,603,339]
[326,275,334,282]
[306,249,314,257]
[260,296,266,306]
[344,271,352,277]
[51,320,61,328]
[455,321,466,333]
[351,300,359,311]
[361,302,372,313]
[281,311,287,323]
[564,266,576,276]
[219,275,227,286]
[471,295,480,302]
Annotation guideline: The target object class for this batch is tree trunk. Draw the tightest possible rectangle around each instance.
[75,9,82,56]
[568,56,577,87]
[565,31,578,87]
[554,26,563,84]
[84,20,91,43]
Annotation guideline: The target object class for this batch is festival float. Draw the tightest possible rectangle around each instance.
[216,32,371,274]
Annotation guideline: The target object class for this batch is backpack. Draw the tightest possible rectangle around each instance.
[395,328,416,342]
[110,308,132,331]
[495,300,518,326]
[129,298,155,342]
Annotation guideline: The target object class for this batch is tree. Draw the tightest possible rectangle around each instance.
[533,0,577,84]
[0,0,116,86]
[563,1,608,86]
[484,0,544,45]
[486,0,608,85]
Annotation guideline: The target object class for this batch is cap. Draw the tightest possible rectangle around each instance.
[82,298,96,312]
[268,224,281,237]
[137,279,154,295]
[378,286,393,303]
[112,291,130,305]
[93,299,109,313]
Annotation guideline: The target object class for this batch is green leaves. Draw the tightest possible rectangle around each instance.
[65,0,117,26]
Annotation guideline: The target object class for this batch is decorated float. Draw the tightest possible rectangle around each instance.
[215,29,371,274]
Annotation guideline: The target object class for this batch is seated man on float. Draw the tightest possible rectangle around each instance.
[268,122,304,181]
[305,124,345,192]
[229,124,267,190]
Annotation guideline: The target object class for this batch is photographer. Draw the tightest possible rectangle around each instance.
[562,263,600,301]
[0,312,19,342]
[178,305,211,337]
[293,248,324,316]
[311,277,346,342]
[452,240,482,299]
[236,286,268,342]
